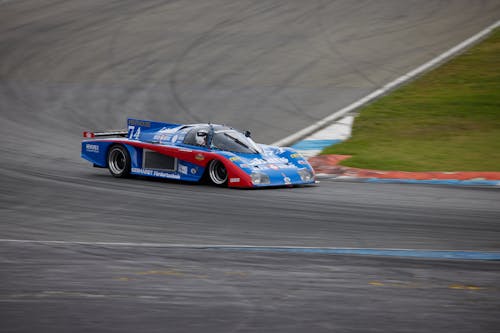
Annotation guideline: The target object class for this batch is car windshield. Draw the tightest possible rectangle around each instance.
[212,130,262,154]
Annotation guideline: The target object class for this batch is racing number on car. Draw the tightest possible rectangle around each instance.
[128,126,141,140]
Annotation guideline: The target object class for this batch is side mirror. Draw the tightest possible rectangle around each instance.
[244,130,251,137]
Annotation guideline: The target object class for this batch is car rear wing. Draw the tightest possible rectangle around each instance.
[83,119,182,139]
[83,130,128,138]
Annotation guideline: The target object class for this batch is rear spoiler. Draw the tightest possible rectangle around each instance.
[83,118,182,139]
[83,130,128,138]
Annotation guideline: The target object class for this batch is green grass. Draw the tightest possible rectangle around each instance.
[322,29,500,171]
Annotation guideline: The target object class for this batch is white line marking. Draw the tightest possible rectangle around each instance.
[272,19,500,147]
[0,239,201,248]
[305,116,354,141]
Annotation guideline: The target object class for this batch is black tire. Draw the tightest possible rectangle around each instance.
[208,159,228,186]
[107,144,131,178]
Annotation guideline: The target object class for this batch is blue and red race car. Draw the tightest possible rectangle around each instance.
[81,118,315,188]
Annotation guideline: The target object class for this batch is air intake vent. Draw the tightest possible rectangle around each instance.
[143,150,177,171]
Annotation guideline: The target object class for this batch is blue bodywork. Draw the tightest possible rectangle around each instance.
[81,118,316,188]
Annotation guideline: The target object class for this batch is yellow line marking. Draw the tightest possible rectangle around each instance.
[369,281,384,286]
[135,270,185,276]
[370,281,488,291]
[224,271,248,277]
[449,284,484,291]
[115,277,132,281]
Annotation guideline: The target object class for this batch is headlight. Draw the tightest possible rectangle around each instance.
[298,168,314,182]
[251,172,270,185]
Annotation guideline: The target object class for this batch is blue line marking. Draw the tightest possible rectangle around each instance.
[291,139,342,150]
[205,247,500,260]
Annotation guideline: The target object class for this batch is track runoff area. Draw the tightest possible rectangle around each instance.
[277,20,500,186]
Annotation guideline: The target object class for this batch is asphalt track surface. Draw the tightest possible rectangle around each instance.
[1,1,500,332]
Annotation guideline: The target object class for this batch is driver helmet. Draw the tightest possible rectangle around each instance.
[195,129,208,146]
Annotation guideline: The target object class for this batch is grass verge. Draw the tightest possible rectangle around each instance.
[322,28,500,171]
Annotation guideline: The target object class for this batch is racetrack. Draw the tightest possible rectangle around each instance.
[1,1,500,332]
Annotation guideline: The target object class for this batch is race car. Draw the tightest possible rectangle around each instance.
[81,118,315,188]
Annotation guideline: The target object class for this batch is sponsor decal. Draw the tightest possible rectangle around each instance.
[249,157,289,165]
[229,156,240,162]
[191,168,197,175]
[153,128,178,142]
[281,173,291,185]
[153,134,171,142]
[131,168,181,180]
[254,163,296,171]
[290,153,301,159]
[195,154,205,161]
[85,144,100,153]
[128,119,151,128]
[158,127,177,134]
[230,178,240,183]
[178,164,188,175]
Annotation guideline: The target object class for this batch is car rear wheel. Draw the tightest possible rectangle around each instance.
[208,160,228,186]
[108,144,131,178]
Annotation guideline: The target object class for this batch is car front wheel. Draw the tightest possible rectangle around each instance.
[208,160,228,186]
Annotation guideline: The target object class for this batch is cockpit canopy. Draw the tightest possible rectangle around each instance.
[183,125,262,154]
